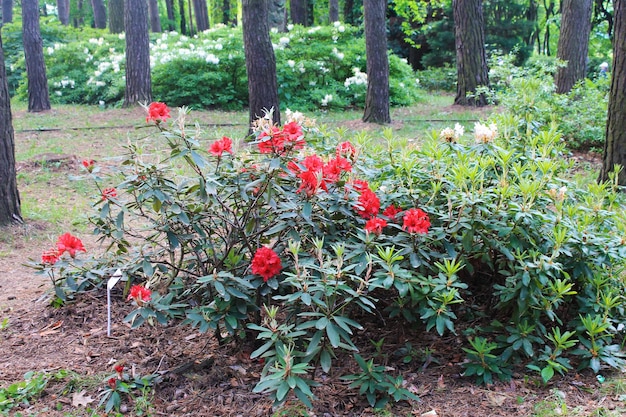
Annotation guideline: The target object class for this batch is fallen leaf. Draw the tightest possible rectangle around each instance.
[72,390,94,407]
[487,392,507,407]
[421,410,438,417]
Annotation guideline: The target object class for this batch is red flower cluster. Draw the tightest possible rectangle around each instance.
[82,159,95,172]
[102,187,117,200]
[41,248,60,265]
[251,247,282,282]
[57,233,86,258]
[402,208,431,234]
[257,122,305,155]
[127,284,152,303]
[382,204,403,221]
[336,141,357,162]
[365,217,387,235]
[146,102,171,124]
[289,154,352,196]
[209,136,233,156]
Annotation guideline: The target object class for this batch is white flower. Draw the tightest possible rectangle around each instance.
[55,91,62,96]
[205,54,219,64]
[214,43,223,50]
[287,24,294,31]
[99,100,105,106]
[473,122,498,144]
[279,36,290,46]
[47,47,54,55]
[287,60,295,68]
[338,25,345,32]
[285,109,305,124]
[454,123,465,137]
[333,21,341,28]
[271,27,278,34]
[321,94,333,107]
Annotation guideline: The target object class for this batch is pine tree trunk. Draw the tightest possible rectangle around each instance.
[165,0,175,30]
[290,0,306,24]
[109,0,124,33]
[124,0,152,106]
[222,0,230,24]
[242,0,280,129]
[554,0,593,94]
[268,0,285,31]
[179,0,187,34]
[329,0,339,23]
[344,0,354,25]
[599,0,626,186]
[362,0,390,124]
[22,0,51,112]
[2,0,13,24]
[91,0,107,28]
[149,0,162,32]
[57,0,69,25]
[453,0,489,106]
[193,0,209,31]
[0,31,21,225]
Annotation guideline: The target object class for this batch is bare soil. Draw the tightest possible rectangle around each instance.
[0,107,620,417]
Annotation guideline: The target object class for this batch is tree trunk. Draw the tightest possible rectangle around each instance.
[554,0,593,94]
[91,0,107,28]
[223,0,230,24]
[22,0,51,112]
[2,0,13,24]
[344,0,354,25]
[73,0,85,26]
[57,0,69,25]
[268,0,286,31]
[0,31,21,226]
[290,0,306,24]
[193,0,209,31]
[242,0,280,129]
[179,0,187,34]
[165,0,175,30]
[109,0,124,33]
[329,0,339,23]
[453,0,489,106]
[599,0,626,186]
[148,0,162,32]
[124,0,152,106]
[362,0,390,124]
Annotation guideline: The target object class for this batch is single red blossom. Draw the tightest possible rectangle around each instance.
[127,285,152,303]
[350,179,370,193]
[56,233,86,258]
[257,127,285,154]
[102,187,117,200]
[107,377,117,390]
[365,217,387,235]
[41,248,60,265]
[146,102,171,124]
[323,156,352,183]
[114,365,124,374]
[382,204,403,221]
[355,189,381,219]
[282,122,306,150]
[209,136,233,156]
[302,155,324,172]
[336,141,357,161]
[82,159,95,172]
[251,247,282,282]
[403,208,431,234]
[297,169,327,196]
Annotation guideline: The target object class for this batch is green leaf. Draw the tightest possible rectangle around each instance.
[326,323,340,347]
[541,366,554,383]
[320,349,332,373]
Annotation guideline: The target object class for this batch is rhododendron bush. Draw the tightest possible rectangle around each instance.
[37,103,626,406]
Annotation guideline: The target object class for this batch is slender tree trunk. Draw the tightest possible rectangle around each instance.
[2,0,13,24]
[268,0,286,30]
[22,0,51,112]
[453,0,489,106]
[223,0,230,24]
[56,0,69,24]
[91,0,107,28]
[242,0,281,129]
[193,0,209,31]
[179,0,187,34]
[329,0,339,22]
[109,0,125,33]
[124,0,152,106]
[73,0,85,26]
[148,0,162,32]
[599,0,626,185]
[362,0,390,123]
[0,31,21,225]
[344,0,354,24]
[554,0,593,94]
[165,0,176,30]
[290,0,306,24]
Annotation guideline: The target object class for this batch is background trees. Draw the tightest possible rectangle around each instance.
[124,0,152,105]
[22,0,50,112]
[362,0,390,123]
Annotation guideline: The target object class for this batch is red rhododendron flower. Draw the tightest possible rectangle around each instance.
[41,248,60,265]
[336,141,357,161]
[297,169,327,196]
[128,285,152,303]
[102,187,117,200]
[382,204,403,221]
[323,156,352,183]
[355,189,381,219]
[365,217,387,235]
[56,233,86,258]
[251,247,282,282]
[82,159,95,172]
[350,179,370,193]
[114,365,124,374]
[146,102,171,124]
[108,377,117,390]
[257,127,285,154]
[403,208,431,234]
[209,136,233,156]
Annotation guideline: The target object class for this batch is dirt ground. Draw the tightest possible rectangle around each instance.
[0,107,622,417]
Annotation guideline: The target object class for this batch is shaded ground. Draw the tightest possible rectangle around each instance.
[0,106,621,417]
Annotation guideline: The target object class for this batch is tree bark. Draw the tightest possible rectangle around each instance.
[362,0,390,124]
[0,31,21,225]
[453,0,489,106]
[268,0,286,31]
[109,0,124,33]
[290,0,306,24]
[179,0,187,34]
[124,0,152,106]
[193,0,209,31]
[599,0,626,186]
[165,0,176,30]
[22,0,51,112]
[56,0,69,25]
[223,0,230,24]
[149,0,162,32]
[2,0,12,24]
[329,0,339,23]
[242,0,281,129]
[554,0,593,94]
[91,0,107,28]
